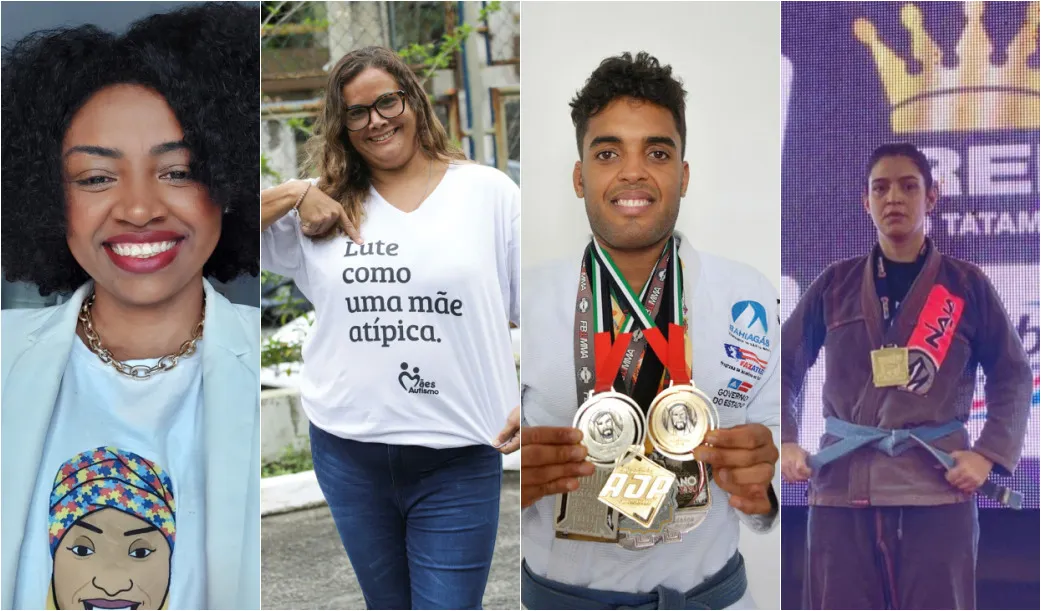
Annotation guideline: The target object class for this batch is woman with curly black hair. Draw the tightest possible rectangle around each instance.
[261,46,520,609]
[1,4,260,609]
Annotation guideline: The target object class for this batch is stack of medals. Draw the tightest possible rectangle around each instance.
[554,236,719,550]
[633,371,718,549]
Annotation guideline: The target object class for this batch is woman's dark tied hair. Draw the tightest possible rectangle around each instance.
[866,142,935,191]
[0,2,259,296]
[569,51,688,158]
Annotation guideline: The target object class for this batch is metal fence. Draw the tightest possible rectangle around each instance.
[260,1,519,181]
[483,0,519,66]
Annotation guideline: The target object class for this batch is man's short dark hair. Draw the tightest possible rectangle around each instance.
[865,142,935,192]
[1,3,259,296]
[569,51,687,158]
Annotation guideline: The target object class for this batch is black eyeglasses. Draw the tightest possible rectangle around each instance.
[344,90,406,132]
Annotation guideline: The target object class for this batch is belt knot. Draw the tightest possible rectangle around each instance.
[877,428,911,456]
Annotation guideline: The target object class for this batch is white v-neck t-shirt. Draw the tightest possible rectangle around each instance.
[262,162,520,448]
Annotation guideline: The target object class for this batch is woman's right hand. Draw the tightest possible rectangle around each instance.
[520,426,595,508]
[297,181,363,244]
[780,442,812,482]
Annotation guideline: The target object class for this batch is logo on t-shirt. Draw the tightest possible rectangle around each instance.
[714,378,752,409]
[721,343,767,379]
[398,362,439,395]
[728,300,771,351]
[727,378,753,393]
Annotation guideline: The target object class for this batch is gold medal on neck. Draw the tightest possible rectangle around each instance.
[870,346,909,387]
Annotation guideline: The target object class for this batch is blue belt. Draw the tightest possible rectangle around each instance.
[521,552,746,610]
[809,416,1022,509]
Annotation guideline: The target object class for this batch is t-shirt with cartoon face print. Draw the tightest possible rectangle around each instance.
[13,339,204,610]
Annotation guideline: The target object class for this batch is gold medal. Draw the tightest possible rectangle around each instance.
[597,447,676,528]
[646,384,717,460]
[871,346,910,387]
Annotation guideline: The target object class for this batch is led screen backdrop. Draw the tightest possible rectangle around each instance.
[781,1,1040,508]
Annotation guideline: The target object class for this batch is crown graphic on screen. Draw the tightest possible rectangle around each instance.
[853,2,1038,133]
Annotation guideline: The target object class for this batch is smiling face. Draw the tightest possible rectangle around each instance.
[62,83,221,308]
[669,404,691,431]
[52,508,171,610]
[594,412,616,439]
[862,154,938,243]
[342,67,420,172]
[574,96,689,254]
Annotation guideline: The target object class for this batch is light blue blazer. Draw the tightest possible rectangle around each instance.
[1,279,260,610]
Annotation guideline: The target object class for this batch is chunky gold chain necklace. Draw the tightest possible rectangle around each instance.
[78,292,205,380]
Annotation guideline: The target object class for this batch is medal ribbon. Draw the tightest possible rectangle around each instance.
[594,331,632,393]
[575,248,635,405]
[667,322,691,386]
[573,237,691,409]
[593,237,690,387]
[591,237,685,331]
[588,243,637,393]
[591,238,657,330]
[614,245,671,387]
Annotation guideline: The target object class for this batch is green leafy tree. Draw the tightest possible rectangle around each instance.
[399,1,502,84]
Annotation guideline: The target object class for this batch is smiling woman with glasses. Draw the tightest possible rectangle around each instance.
[260,45,520,609]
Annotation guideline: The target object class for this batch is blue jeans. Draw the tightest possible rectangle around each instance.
[310,423,502,610]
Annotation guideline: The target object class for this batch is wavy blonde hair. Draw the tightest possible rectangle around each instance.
[307,46,465,231]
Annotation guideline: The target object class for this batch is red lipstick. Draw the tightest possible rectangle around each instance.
[103,231,185,274]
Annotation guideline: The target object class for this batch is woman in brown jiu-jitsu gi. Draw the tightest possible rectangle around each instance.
[780,142,1031,610]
